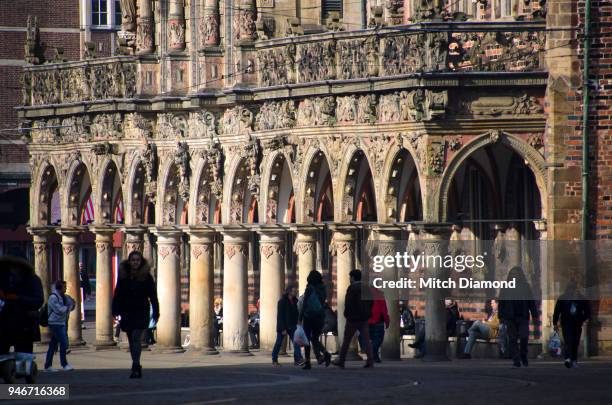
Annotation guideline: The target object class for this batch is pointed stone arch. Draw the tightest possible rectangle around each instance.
[261,150,295,224]
[337,146,378,222]
[299,147,334,223]
[33,161,59,226]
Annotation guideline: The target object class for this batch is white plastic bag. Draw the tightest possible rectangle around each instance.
[293,324,310,347]
[548,330,562,357]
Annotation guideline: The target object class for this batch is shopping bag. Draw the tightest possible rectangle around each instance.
[548,330,562,357]
[293,325,310,347]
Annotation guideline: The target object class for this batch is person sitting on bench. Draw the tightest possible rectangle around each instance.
[459,299,500,359]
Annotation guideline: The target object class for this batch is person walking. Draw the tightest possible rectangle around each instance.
[358,287,389,363]
[112,251,159,379]
[553,282,590,368]
[298,270,331,370]
[44,280,75,372]
[272,284,304,366]
[459,299,500,358]
[0,256,44,358]
[498,267,539,368]
[332,270,374,369]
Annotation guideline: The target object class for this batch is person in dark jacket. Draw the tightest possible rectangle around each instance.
[553,282,590,368]
[0,256,44,356]
[272,284,303,366]
[332,269,374,368]
[358,287,389,363]
[498,266,539,368]
[298,270,331,370]
[112,251,159,378]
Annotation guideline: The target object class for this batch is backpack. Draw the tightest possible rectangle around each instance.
[303,290,323,319]
[39,293,61,327]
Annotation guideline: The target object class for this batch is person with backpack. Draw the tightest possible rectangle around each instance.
[498,266,539,368]
[553,281,590,368]
[298,270,331,370]
[44,280,75,372]
[332,270,375,369]
[112,251,159,379]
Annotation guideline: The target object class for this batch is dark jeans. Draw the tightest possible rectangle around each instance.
[339,320,374,365]
[358,323,385,361]
[45,324,68,368]
[303,317,327,363]
[562,322,583,362]
[126,329,144,368]
[272,329,302,362]
[506,319,529,364]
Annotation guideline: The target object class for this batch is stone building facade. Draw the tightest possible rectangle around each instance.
[17,0,612,356]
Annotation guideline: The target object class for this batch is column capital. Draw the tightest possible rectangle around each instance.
[151,227,183,241]
[371,225,401,241]
[58,226,84,238]
[185,227,217,244]
[27,226,51,238]
[416,223,453,240]
[122,225,148,236]
[220,227,251,243]
[330,228,355,256]
[89,225,116,237]
[256,227,285,244]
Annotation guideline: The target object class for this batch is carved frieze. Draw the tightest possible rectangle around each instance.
[379,90,447,122]
[90,113,122,140]
[296,97,336,127]
[338,36,379,80]
[297,41,336,83]
[60,116,90,143]
[233,2,257,42]
[189,111,216,139]
[258,45,296,86]
[218,106,254,136]
[457,93,543,115]
[31,119,59,143]
[174,142,191,202]
[200,142,224,200]
[124,113,153,140]
[255,100,296,130]
[156,113,187,139]
[336,95,378,125]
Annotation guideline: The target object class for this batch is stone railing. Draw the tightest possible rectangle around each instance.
[22,57,138,107]
[256,21,546,88]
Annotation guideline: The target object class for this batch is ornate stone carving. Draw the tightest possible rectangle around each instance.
[159,245,179,260]
[255,100,296,130]
[96,242,110,253]
[218,106,254,136]
[294,241,314,256]
[382,34,423,76]
[336,95,378,125]
[156,113,187,139]
[256,15,275,40]
[224,244,248,259]
[527,133,544,151]
[136,16,154,52]
[169,21,186,49]
[330,241,353,256]
[200,142,224,199]
[260,243,284,259]
[297,41,336,83]
[245,138,261,199]
[62,245,76,255]
[428,141,446,174]
[364,134,394,173]
[142,143,158,198]
[90,113,122,139]
[124,113,152,139]
[25,15,41,64]
[458,93,543,115]
[92,141,115,156]
[379,90,447,122]
[233,1,257,42]
[31,119,59,143]
[296,97,336,127]
[60,116,90,143]
[189,111,216,139]
[258,44,296,86]
[191,244,211,260]
[338,37,379,80]
[174,142,190,202]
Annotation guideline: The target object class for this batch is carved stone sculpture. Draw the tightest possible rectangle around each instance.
[189,111,217,139]
[156,113,188,139]
[255,100,296,130]
[174,142,190,201]
[296,97,336,127]
[218,106,254,136]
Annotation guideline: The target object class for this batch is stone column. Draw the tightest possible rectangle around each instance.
[222,230,250,354]
[124,226,145,255]
[234,0,257,43]
[294,228,317,295]
[330,228,359,359]
[200,0,220,48]
[187,229,218,354]
[420,226,450,361]
[59,229,86,347]
[92,227,116,349]
[373,227,401,360]
[136,0,154,54]
[29,227,51,343]
[168,0,186,51]
[152,229,184,352]
[258,230,285,351]
[535,220,550,354]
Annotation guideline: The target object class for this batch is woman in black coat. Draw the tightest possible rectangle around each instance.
[112,251,159,378]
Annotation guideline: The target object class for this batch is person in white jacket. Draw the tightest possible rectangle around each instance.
[43,280,75,372]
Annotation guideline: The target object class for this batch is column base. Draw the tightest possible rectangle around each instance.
[422,341,450,362]
[222,349,253,356]
[187,347,220,355]
[94,341,118,350]
[151,345,185,354]
[68,339,88,350]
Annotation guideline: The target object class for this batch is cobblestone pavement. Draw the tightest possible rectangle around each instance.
[19,324,612,405]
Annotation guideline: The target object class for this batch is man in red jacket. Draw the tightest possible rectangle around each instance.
[359,287,390,363]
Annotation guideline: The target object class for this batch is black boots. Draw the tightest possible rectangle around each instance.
[130,364,142,379]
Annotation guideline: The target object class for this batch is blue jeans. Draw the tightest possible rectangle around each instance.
[358,323,385,361]
[45,324,68,368]
[272,329,302,363]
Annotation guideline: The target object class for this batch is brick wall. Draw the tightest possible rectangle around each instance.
[0,0,79,27]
